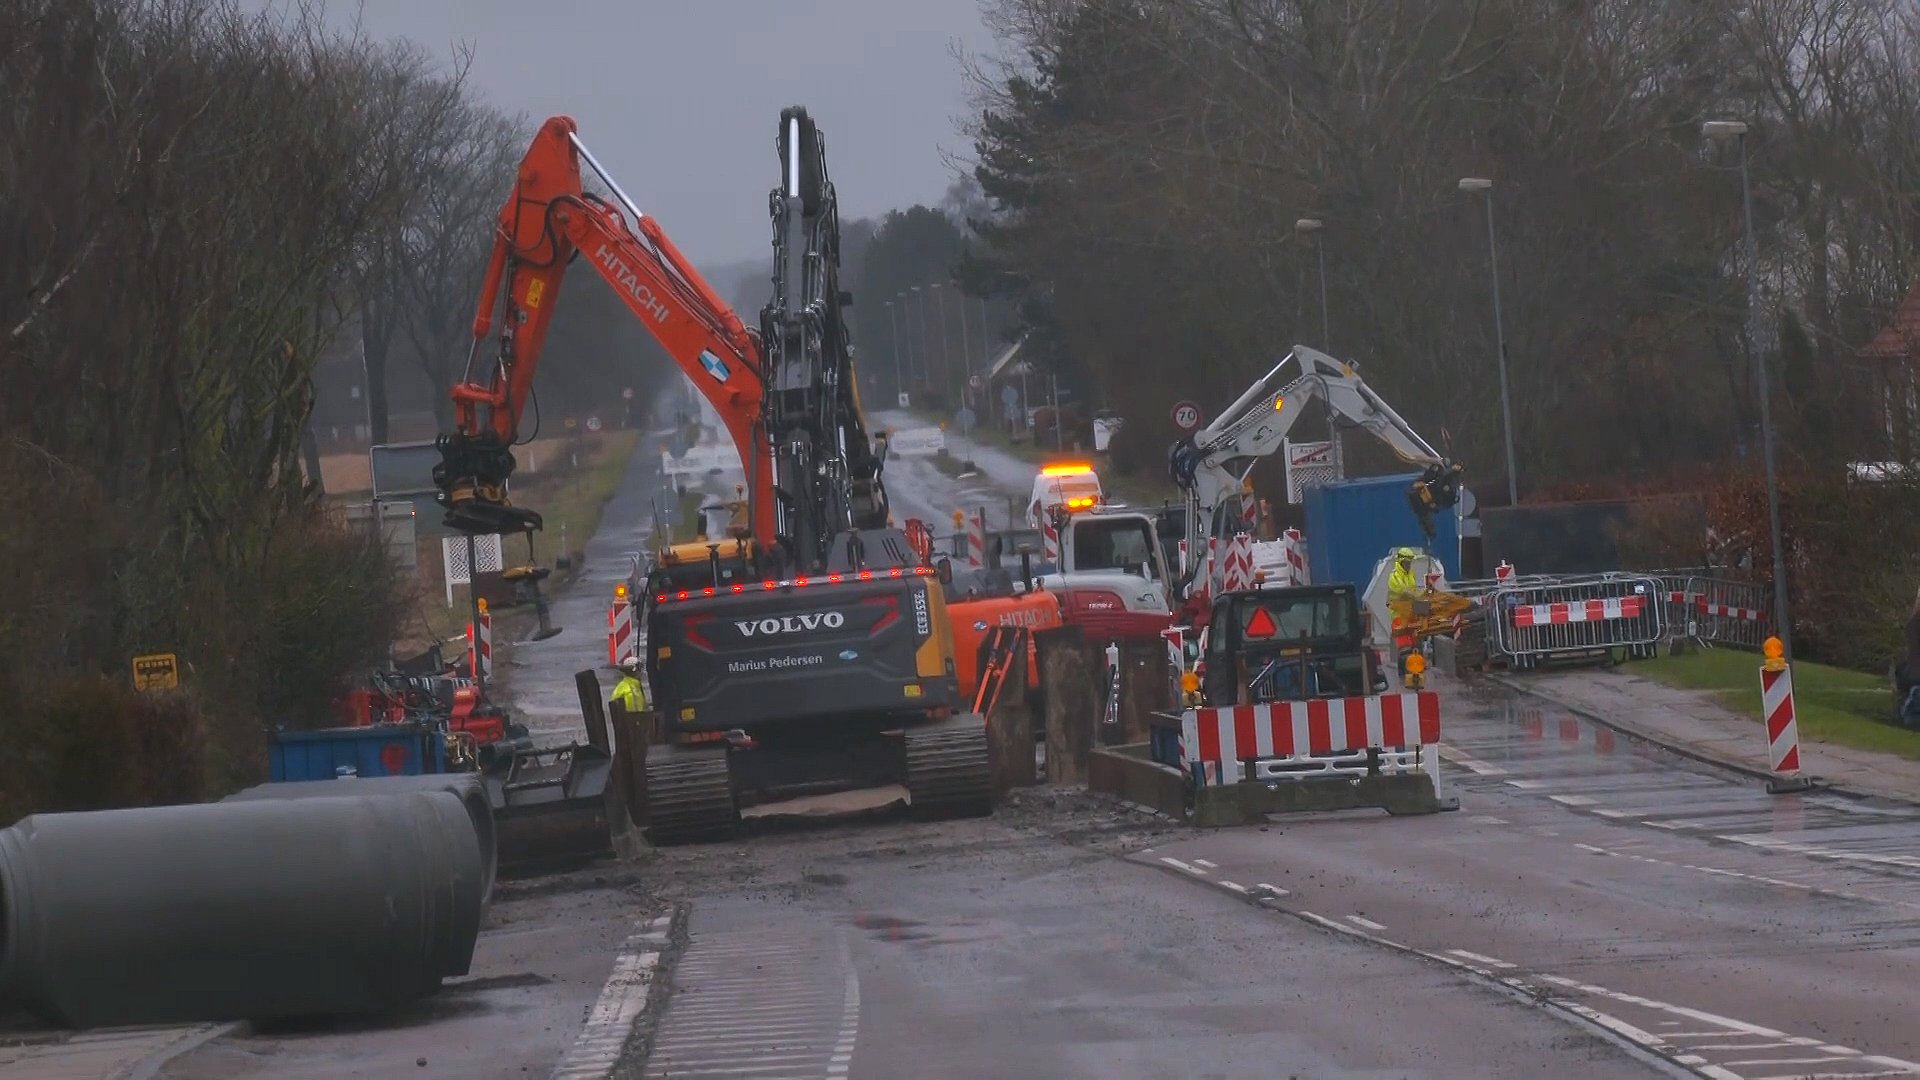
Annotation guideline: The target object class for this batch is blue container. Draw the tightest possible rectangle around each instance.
[1302,473,1461,589]
[269,722,445,783]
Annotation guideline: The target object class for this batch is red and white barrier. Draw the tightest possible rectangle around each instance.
[1283,527,1308,586]
[470,600,493,681]
[1221,532,1255,592]
[608,598,635,666]
[1511,596,1645,627]
[1495,560,1514,583]
[1762,663,1801,775]
[1180,691,1439,773]
[967,509,987,569]
[1042,519,1060,564]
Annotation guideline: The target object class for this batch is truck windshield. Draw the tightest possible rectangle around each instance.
[1073,518,1158,576]
[1236,592,1355,642]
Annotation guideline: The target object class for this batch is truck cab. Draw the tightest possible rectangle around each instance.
[1035,505,1176,642]
[1200,583,1387,706]
[1026,462,1104,528]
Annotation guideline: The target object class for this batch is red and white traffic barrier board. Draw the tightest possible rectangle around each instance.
[1180,691,1440,766]
[608,599,635,666]
[1511,596,1645,627]
[1495,560,1514,582]
[1282,527,1307,585]
[1702,599,1765,622]
[1221,532,1255,593]
[1043,519,1060,564]
[1761,663,1801,775]
[470,600,493,681]
[967,509,987,569]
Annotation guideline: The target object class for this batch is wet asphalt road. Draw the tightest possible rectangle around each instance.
[120,423,1920,1079]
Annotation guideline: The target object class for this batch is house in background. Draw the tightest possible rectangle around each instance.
[1859,279,1920,465]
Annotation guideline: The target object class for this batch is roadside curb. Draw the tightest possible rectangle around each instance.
[1485,672,1920,809]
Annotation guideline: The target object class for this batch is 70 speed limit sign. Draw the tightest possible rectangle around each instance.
[1170,400,1203,432]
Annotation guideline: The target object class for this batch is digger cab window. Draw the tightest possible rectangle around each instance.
[1072,518,1160,579]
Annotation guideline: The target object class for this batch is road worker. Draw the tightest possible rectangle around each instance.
[611,655,647,716]
[1388,547,1421,602]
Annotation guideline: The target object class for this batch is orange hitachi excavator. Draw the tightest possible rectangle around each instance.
[434,111,991,844]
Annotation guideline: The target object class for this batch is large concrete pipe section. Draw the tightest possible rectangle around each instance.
[225,773,497,905]
[0,790,483,1028]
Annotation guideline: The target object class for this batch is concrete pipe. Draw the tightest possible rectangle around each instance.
[0,790,483,1028]
[225,773,497,906]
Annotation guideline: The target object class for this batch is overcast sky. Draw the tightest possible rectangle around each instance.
[326,1,997,268]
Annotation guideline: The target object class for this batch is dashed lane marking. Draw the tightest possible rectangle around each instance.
[1446,949,1516,970]
[1345,914,1387,931]
[1439,745,1509,776]
[552,911,675,1080]
[1191,858,1218,869]
[1218,880,1248,893]
[1159,856,1207,875]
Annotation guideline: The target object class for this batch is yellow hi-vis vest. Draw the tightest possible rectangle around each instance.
[611,675,646,714]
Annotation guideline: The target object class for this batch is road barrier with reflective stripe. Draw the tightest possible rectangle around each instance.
[1173,691,1441,787]
[1487,575,1665,667]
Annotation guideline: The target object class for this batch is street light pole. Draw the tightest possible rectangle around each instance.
[1704,119,1793,660]
[1294,218,1331,351]
[1459,178,1520,507]
[932,282,953,400]
[885,299,904,401]
[956,283,973,399]
[895,291,918,392]
[910,285,932,391]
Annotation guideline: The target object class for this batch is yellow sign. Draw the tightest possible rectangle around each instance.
[132,653,179,692]
[523,279,545,309]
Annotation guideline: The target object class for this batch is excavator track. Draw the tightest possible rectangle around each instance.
[903,714,992,821]
[643,748,739,845]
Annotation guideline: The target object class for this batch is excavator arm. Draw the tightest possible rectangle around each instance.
[1168,344,1462,590]
[434,115,772,543]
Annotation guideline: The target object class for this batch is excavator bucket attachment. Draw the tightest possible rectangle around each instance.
[485,744,616,876]
[487,670,619,875]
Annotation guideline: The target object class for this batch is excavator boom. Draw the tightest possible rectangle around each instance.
[433,116,773,543]
[1167,344,1462,593]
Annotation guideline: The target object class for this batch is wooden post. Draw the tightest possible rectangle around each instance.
[1115,641,1170,745]
[1038,626,1097,784]
[986,633,1036,796]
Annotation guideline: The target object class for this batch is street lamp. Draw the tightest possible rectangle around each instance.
[1702,118,1793,660]
[910,285,933,391]
[895,291,919,390]
[931,281,953,399]
[955,282,973,396]
[884,299,904,401]
[1294,218,1331,351]
[1458,177,1520,508]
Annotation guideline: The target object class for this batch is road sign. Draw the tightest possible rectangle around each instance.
[1287,440,1335,467]
[622,387,634,400]
[133,653,178,692]
[897,392,911,408]
[1000,384,1018,407]
[968,374,985,391]
[564,417,578,430]
[1171,400,1203,432]
[955,406,976,434]
[586,416,603,432]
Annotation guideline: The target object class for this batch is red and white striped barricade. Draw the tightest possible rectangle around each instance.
[1284,528,1308,585]
[470,599,493,681]
[1759,641,1814,793]
[608,596,636,666]
[1488,575,1665,669]
[1042,519,1061,565]
[1176,691,1443,789]
[1221,533,1256,593]
[967,509,987,569]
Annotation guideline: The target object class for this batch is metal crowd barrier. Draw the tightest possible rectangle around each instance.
[1486,575,1666,669]
[1667,574,1774,650]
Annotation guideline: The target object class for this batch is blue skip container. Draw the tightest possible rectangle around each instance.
[269,722,445,782]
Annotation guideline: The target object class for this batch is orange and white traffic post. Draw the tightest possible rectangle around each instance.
[1760,635,1814,794]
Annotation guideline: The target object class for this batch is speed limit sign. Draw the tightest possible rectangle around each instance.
[586,416,603,432]
[1170,400,1203,432]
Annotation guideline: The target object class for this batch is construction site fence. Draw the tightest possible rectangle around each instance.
[1483,574,1667,667]
[1456,567,1773,658]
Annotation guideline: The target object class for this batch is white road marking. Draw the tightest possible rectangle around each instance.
[1445,949,1517,970]
[1468,814,1510,824]
[1218,880,1248,893]
[1439,745,1509,775]
[1594,808,1633,818]
[1192,858,1219,869]
[552,912,674,1080]
[1159,856,1208,875]
[1749,1072,1916,1079]
[1723,1057,1862,1068]
[1253,882,1289,897]
[1505,779,1553,789]
[1644,820,1686,829]
[1345,914,1387,931]
[1549,793,1598,806]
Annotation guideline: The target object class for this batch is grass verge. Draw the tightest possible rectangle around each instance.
[1633,648,1920,760]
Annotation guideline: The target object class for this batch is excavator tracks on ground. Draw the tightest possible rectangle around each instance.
[643,749,738,845]
[904,714,993,821]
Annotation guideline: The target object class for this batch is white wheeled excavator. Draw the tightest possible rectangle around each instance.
[1165,344,1464,611]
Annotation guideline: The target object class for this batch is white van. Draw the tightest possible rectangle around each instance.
[1027,462,1104,528]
